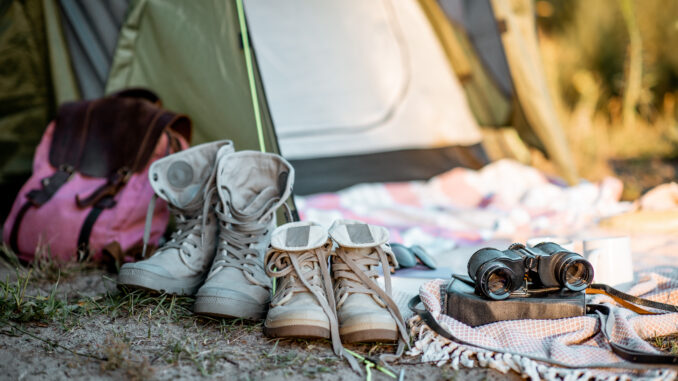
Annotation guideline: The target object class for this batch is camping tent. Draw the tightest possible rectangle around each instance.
[0,0,577,200]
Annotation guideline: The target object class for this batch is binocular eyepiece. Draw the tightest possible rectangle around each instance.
[467,242,594,300]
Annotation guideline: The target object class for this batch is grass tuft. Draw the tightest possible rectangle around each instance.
[0,269,80,323]
[649,333,678,355]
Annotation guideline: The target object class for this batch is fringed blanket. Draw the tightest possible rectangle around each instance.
[408,270,678,380]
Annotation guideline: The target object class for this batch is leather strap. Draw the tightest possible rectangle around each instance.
[589,304,678,364]
[76,196,116,260]
[588,283,678,313]
[75,168,131,208]
[9,202,32,254]
[409,294,678,367]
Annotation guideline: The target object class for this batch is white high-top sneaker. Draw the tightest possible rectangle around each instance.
[118,141,234,295]
[194,151,294,320]
[328,219,409,345]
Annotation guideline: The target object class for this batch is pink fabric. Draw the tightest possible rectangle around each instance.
[2,122,186,263]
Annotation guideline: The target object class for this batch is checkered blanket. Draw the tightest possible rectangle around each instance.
[408,270,678,380]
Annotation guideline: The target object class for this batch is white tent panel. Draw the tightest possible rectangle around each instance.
[244,0,482,159]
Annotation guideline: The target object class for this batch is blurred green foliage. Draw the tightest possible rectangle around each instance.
[537,0,678,119]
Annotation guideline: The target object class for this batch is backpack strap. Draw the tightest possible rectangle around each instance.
[76,195,117,262]
[9,165,75,254]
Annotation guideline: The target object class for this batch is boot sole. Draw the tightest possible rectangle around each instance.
[264,323,330,339]
[117,268,203,296]
[193,296,267,320]
[340,329,398,343]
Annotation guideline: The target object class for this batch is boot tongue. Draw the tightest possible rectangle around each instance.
[270,221,328,282]
[228,185,279,218]
[217,151,294,221]
[328,219,389,248]
[270,222,328,251]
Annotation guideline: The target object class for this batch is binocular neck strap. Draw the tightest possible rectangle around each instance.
[586,284,678,314]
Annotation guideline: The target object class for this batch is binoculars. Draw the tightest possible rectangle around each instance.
[467,242,594,300]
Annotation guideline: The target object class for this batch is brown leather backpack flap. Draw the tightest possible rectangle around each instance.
[78,97,165,176]
[49,92,191,178]
[50,100,91,168]
[110,88,161,105]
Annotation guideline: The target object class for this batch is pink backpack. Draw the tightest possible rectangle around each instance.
[3,89,191,266]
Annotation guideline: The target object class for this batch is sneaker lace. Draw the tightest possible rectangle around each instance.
[265,243,361,372]
[206,199,271,287]
[333,245,410,356]
[265,242,333,307]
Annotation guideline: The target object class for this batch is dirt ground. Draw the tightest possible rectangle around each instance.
[0,258,521,381]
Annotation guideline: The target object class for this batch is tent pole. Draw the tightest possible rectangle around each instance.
[235,0,300,222]
[235,0,266,153]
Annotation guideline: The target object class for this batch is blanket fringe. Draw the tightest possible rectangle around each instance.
[407,316,677,381]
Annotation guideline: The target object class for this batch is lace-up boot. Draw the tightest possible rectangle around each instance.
[264,221,336,338]
[194,151,294,320]
[118,141,234,295]
[328,219,409,344]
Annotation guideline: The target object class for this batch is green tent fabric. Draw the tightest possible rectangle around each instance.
[0,0,55,218]
[0,0,577,206]
[105,0,279,153]
[43,0,80,105]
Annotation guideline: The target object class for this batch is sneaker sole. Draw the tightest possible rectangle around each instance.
[339,320,398,343]
[340,329,398,343]
[264,323,331,339]
[193,295,267,320]
[117,268,203,296]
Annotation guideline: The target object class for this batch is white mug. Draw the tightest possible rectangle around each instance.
[526,236,575,252]
[583,236,634,286]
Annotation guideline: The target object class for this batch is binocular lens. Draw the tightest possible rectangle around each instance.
[488,271,510,294]
[561,258,593,291]
[481,266,513,300]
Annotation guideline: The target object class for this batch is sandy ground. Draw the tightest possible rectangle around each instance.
[0,262,520,381]
[2,222,676,381]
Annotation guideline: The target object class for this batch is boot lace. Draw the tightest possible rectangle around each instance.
[206,200,271,287]
[159,204,205,272]
[141,191,210,273]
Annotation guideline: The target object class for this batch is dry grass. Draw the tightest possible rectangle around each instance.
[649,334,678,355]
